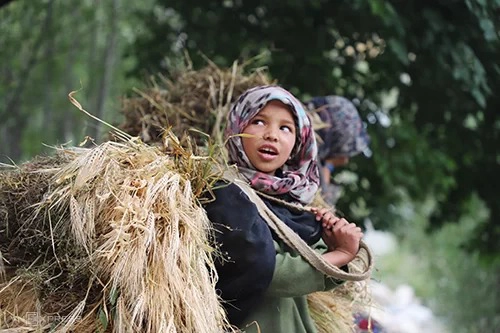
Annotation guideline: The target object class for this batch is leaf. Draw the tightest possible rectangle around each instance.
[471,88,486,108]
[387,38,409,65]
[109,287,119,306]
[98,307,108,332]
[479,18,498,41]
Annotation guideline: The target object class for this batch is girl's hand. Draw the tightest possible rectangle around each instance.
[322,218,364,261]
[310,207,340,229]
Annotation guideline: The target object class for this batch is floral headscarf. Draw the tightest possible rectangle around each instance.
[306,96,370,162]
[225,85,320,205]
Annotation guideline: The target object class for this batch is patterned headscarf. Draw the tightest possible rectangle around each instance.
[225,85,320,205]
[306,96,370,162]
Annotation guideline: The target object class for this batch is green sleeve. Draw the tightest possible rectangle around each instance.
[265,240,345,298]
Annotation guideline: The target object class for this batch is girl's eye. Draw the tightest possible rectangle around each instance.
[251,119,265,125]
[281,125,293,133]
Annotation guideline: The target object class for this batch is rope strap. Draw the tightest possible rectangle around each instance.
[228,174,373,282]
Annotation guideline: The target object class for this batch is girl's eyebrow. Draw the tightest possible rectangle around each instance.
[282,119,295,127]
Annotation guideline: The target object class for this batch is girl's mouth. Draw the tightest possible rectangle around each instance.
[258,147,278,156]
[257,146,279,161]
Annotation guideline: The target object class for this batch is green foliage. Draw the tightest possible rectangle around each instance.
[426,196,500,332]
[0,0,154,163]
[128,0,500,256]
[377,194,500,332]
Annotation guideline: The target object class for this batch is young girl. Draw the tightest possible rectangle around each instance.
[204,86,364,332]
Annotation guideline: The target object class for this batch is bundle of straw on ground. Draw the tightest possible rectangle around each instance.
[117,59,273,147]
[0,133,233,332]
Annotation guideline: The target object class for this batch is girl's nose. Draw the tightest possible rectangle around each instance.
[263,129,278,141]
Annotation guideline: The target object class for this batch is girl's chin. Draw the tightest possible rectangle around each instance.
[254,165,278,175]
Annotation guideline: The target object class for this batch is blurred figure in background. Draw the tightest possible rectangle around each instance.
[306,96,370,206]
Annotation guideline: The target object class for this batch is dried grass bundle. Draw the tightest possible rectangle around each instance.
[117,58,273,146]
[0,134,232,332]
[0,154,73,268]
[308,279,372,333]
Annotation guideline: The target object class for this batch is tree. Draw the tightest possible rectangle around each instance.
[0,0,154,162]
[0,0,14,9]
[130,0,500,256]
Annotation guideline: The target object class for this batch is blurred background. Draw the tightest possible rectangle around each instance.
[1,1,499,332]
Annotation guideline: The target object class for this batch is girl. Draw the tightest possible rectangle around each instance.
[204,86,364,332]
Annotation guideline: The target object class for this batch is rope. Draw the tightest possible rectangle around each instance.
[225,170,373,282]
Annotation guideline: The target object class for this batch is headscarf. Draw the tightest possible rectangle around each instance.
[306,96,370,162]
[225,85,320,205]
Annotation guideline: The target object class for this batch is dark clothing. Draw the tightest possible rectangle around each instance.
[203,182,322,326]
[261,192,322,246]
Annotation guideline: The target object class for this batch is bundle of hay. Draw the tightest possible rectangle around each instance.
[308,281,373,333]
[0,133,232,332]
[117,59,273,146]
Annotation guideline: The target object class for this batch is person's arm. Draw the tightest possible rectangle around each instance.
[264,240,346,298]
[264,208,363,298]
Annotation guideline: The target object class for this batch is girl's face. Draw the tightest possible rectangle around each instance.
[241,101,297,175]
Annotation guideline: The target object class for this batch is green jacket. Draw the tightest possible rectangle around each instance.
[240,240,344,333]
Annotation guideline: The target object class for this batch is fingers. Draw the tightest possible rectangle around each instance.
[311,207,330,221]
[311,207,339,228]
[331,217,349,231]
[311,207,364,240]
[335,223,364,243]
[334,220,362,233]
[334,220,353,230]
[331,219,363,245]
[323,214,342,230]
